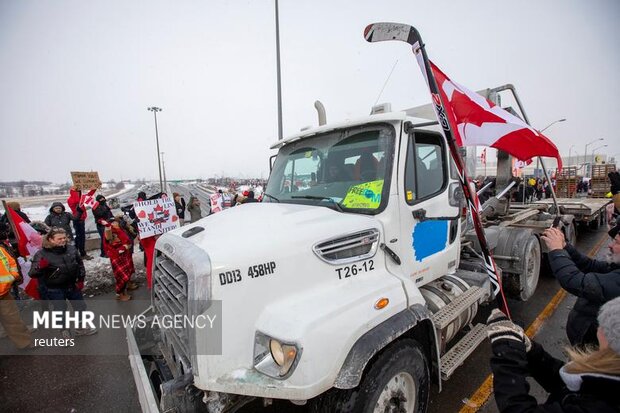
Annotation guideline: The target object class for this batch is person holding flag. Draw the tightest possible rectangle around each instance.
[2,201,42,299]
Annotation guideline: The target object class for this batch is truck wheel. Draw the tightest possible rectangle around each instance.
[518,235,541,301]
[565,222,577,247]
[589,214,600,230]
[310,339,428,413]
[357,339,428,413]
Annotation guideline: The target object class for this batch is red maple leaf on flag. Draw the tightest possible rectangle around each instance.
[430,61,562,169]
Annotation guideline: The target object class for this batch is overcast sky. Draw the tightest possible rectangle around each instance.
[1,0,618,183]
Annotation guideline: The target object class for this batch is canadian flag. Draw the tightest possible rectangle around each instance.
[6,207,42,299]
[425,61,562,169]
[480,148,487,165]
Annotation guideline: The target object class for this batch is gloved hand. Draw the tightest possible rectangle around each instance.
[609,171,620,195]
[39,257,50,269]
[76,280,84,291]
[487,309,531,352]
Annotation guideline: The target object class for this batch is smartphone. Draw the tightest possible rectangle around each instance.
[552,216,562,228]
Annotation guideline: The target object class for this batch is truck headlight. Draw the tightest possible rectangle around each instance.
[254,332,301,379]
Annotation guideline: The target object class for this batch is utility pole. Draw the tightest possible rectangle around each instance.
[148,106,164,191]
[275,0,283,140]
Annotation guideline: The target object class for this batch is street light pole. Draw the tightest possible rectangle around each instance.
[161,151,167,193]
[568,144,575,166]
[536,118,566,176]
[584,137,604,177]
[591,144,608,167]
[148,106,164,191]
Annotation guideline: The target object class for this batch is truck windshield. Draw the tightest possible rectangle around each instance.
[264,125,394,214]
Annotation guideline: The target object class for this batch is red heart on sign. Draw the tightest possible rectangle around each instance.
[138,210,147,219]
[171,215,178,222]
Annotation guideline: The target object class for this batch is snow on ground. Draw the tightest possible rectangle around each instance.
[81,249,147,297]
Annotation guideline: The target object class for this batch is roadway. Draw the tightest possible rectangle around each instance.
[0,221,611,413]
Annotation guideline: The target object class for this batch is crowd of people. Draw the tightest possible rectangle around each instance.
[1,174,619,410]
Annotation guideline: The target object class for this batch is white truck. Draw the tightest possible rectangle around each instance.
[126,31,589,410]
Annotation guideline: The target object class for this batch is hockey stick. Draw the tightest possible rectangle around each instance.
[364,22,511,317]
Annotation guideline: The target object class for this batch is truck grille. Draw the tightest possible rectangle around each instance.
[153,253,190,364]
[313,229,380,265]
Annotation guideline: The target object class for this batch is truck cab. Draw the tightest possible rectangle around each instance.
[129,110,497,413]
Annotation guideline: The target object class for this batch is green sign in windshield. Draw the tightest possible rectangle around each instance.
[342,180,383,209]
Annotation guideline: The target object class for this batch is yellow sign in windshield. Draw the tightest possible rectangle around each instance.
[342,180,384,209]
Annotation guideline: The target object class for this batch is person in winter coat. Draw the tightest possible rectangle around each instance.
[44,202,74,240]
[541,224,620,347]
[173,193,186,225]
[29,227,96,339]
[0,201,31,252]
[187,196,202,223]
[244,191,259,203]
[0,233,32,349]
[67,187,96,259]
[92,194,114,258]
[488,298,620,413]
[103,217,136,301]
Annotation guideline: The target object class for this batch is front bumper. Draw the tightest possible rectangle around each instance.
[126,307,161,413]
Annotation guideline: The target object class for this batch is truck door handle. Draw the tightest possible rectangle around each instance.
[412,208,460,222]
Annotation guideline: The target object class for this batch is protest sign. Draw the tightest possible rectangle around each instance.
[210,193,223,214]
[133,198,179,238]
[71,171,102,190]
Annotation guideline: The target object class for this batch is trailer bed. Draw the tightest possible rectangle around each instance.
[531,198,611,222]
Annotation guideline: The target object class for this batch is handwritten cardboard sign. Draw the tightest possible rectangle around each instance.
[133,198,179,238]
[71,171,102,190]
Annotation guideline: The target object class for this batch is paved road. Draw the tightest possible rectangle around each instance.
[0,225,610,413]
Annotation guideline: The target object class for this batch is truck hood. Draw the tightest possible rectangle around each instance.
[166,203,380,271]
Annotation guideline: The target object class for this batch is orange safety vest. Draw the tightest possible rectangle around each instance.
[0,245,19,297]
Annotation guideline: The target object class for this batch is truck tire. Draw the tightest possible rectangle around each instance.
[311,339,429,413]
[565,222,577,247]
[515,235,541,301]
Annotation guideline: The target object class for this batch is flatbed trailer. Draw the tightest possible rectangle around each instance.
[529,198,611,228]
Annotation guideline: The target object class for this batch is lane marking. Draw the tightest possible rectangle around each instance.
[458,230,609,413]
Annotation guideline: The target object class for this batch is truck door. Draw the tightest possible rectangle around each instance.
[394,130,461,285]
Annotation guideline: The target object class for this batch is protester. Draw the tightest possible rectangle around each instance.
[0,229,32,349]
[173,193,186,225]
[541,224,620,347]
[92,194,114,258]
[67,187,96,260]
[187,196,203,223]
[29,227,96,339]
[244,190,259,203]
[0,201,31,251]
[103,217,135,301]
[610,171,620,218]
[488,298,620,412]
[44,202,74,241]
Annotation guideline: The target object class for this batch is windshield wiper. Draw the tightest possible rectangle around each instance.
[291,195,343,212]
[263,192,280,203]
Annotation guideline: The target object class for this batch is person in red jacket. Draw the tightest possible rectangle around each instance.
[103,216,135,301]
[67,187,96,260]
